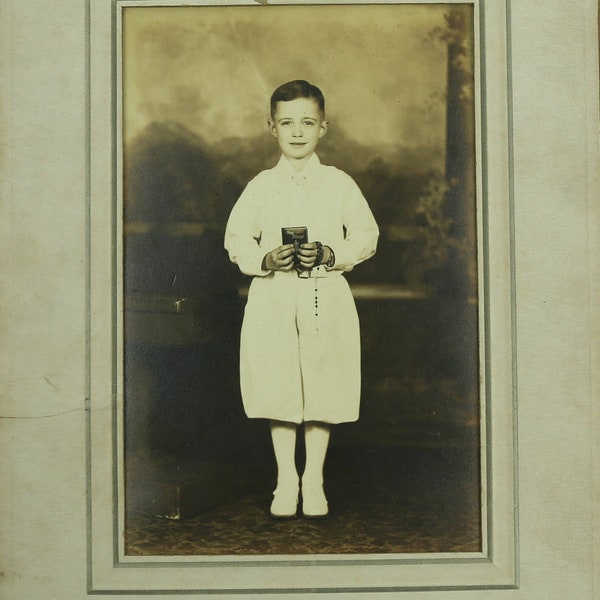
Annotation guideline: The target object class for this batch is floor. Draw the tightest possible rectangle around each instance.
[125,445,482,556]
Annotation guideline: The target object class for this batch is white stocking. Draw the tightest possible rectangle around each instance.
[270,420,299,488]
[303,421,331,485]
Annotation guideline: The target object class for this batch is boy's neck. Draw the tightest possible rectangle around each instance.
[284,152,315,172]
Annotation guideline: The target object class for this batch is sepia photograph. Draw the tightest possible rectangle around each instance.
[120,3,483,558]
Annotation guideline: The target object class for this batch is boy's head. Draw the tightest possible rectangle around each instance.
[268,80,328,168]
[270,80,325,119]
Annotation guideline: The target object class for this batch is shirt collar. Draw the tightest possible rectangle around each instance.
[276,153,321,181]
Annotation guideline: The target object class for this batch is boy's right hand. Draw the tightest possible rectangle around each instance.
[263,244,295,271]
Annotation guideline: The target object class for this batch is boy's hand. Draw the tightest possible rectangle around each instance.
[263,244,295,271]
[297,243,331,269]
[297,243,318,269]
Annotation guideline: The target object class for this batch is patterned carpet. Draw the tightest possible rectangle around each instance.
[125,445,481,556]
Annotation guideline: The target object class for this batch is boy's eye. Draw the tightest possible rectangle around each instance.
[303,120,315,126]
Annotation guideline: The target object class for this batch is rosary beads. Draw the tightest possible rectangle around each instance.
[314,269,319,317]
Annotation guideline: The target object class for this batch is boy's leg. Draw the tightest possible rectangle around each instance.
[269,420,299,517]
[302,421,331,517]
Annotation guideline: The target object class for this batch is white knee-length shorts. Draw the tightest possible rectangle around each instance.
[239,269,361,424]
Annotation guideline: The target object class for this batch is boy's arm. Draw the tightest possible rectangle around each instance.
[328,176,379,271]
[224,183,272,277]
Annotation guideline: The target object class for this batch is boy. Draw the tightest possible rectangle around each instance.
[225,80,378,518]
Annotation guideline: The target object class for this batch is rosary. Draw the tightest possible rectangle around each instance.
[311,243,335,331]
[314,268,319,318]
[313,243,324,318]
[296,242,335,332]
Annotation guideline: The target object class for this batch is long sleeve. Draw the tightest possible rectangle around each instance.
[224,180,271,277]
[329,173,379,272]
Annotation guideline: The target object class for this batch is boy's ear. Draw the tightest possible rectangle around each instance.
[268,119,278,137]
[319,119,329,138]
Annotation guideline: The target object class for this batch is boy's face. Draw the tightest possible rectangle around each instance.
[268,98,328,166]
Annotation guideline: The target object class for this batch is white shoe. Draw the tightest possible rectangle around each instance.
[301,482,329,518]
[270,483,299,519]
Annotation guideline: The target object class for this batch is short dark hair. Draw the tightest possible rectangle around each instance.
[270,80,325,118]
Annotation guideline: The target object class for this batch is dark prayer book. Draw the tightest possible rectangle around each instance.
[281,226,308,247]
[282,226,308,267]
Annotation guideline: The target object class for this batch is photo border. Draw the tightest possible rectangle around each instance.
[86,0,518,593]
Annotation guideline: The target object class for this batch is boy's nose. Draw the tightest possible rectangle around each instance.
[292,124,303,136]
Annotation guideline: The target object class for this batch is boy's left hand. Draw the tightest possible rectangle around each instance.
[297,243,328,269]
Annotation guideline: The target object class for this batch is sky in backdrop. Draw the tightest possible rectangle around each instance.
[122,4,453,167]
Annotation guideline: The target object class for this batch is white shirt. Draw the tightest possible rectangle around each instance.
[224,154,379,276]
